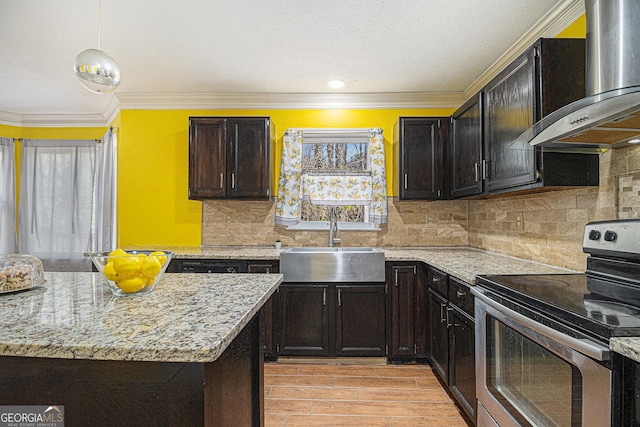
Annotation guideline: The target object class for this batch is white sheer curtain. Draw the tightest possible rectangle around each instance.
[91,128,117,253]
[18,129,116,271]
[0,138,17,254]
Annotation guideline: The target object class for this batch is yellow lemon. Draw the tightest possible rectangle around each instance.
[141,257,162,281]
[149,251,168,266]
[112,254,142,275]
[116,274,146,293]
[107,248,127,264]
[103,261,120,281]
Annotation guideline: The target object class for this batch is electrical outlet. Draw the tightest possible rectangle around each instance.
[515,212,524,230]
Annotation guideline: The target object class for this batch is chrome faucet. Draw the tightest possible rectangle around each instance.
[328,207,341,247]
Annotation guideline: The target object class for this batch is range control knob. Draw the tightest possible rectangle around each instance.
[588,230,601,241]
[604,230,617,242]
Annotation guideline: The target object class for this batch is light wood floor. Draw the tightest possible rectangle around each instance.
[264,360,472,426]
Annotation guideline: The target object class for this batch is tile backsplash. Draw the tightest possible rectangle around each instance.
[202,145,640,271]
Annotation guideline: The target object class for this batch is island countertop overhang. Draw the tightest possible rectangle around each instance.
[0,272,282,363]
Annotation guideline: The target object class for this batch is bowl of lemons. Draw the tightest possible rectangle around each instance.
[87,249,174,297]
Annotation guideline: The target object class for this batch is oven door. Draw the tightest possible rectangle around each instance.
[472,287,612,427]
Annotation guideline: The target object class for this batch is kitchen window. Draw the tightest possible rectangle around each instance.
[299,140,369,227]
[275,128,387,229]
[16,129,117,271]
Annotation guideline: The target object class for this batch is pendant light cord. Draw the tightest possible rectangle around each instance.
[97,0,102,49]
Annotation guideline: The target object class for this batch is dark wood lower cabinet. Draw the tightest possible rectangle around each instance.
[428,288,449,379]
[247,261,279,359]
[387,262,428,360]
[428,270,477,425]
[449,305,476,421]
[278,284,331,356]
[278,283,386,357]
[336,284,386,356]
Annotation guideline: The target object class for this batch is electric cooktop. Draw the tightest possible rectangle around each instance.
[477,273,640,341]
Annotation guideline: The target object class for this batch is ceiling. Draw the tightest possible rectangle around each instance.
[0,0,583,126]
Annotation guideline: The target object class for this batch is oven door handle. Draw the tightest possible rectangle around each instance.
[472,287,611,362]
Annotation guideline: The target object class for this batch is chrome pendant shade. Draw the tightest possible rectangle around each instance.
[74,48,121,94]
[74,0,121,94]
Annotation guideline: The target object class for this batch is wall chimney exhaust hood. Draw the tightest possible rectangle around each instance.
[515,0,640,152]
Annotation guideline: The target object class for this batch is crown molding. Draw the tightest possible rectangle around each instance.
[0,96,120,128]
[463,0,584,99]
[115,91,466,111]
[0,111,23,127]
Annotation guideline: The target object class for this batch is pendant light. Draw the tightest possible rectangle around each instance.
[73,0,121,94]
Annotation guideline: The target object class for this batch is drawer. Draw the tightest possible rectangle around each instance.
[427,266,448,296]
[448,276,474,316]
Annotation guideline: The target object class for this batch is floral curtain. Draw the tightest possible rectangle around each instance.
[367,128,387,224]
[274,130,303,226]
[302,174,372,205]
[275,128,387,225]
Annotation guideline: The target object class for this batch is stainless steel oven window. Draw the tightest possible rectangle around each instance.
[473,288,612,427]
[487,316,582,426]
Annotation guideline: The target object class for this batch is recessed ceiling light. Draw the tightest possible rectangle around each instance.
[328,79,345,89]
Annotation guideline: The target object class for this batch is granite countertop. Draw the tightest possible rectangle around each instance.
[0,272,282,363]
[128,245,640,363]
[157,245,575,284]
[609,338,640,363]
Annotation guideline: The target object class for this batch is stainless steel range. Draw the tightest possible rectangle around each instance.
[474,219,640,427]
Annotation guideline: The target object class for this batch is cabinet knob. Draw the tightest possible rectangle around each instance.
[432,277,439,283]
[456,290,466,297]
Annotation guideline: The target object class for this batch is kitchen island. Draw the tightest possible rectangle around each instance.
[0,271,282,426]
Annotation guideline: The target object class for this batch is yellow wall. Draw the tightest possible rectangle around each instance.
[117,108,453,247]
[557,14,586,38]
[2,14,587,250]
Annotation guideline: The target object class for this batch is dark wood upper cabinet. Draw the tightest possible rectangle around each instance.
[484,48,537,192]
[450,92,484,198]
[188,116,274,200]
[483,38,595,194]
[394,117,448,200]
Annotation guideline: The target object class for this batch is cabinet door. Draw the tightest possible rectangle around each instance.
[428,288,449,382]
[335,284,386,357]
[449,305,476,423]
[394,117,446,199]
[414,265,428,358]
[189,117,226,199]
[227,117,270,198]
[484,48,537,192]
[278,284,330,356]
[389,264,417,356]
[450,93,483,198]
[247,261,279,358]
